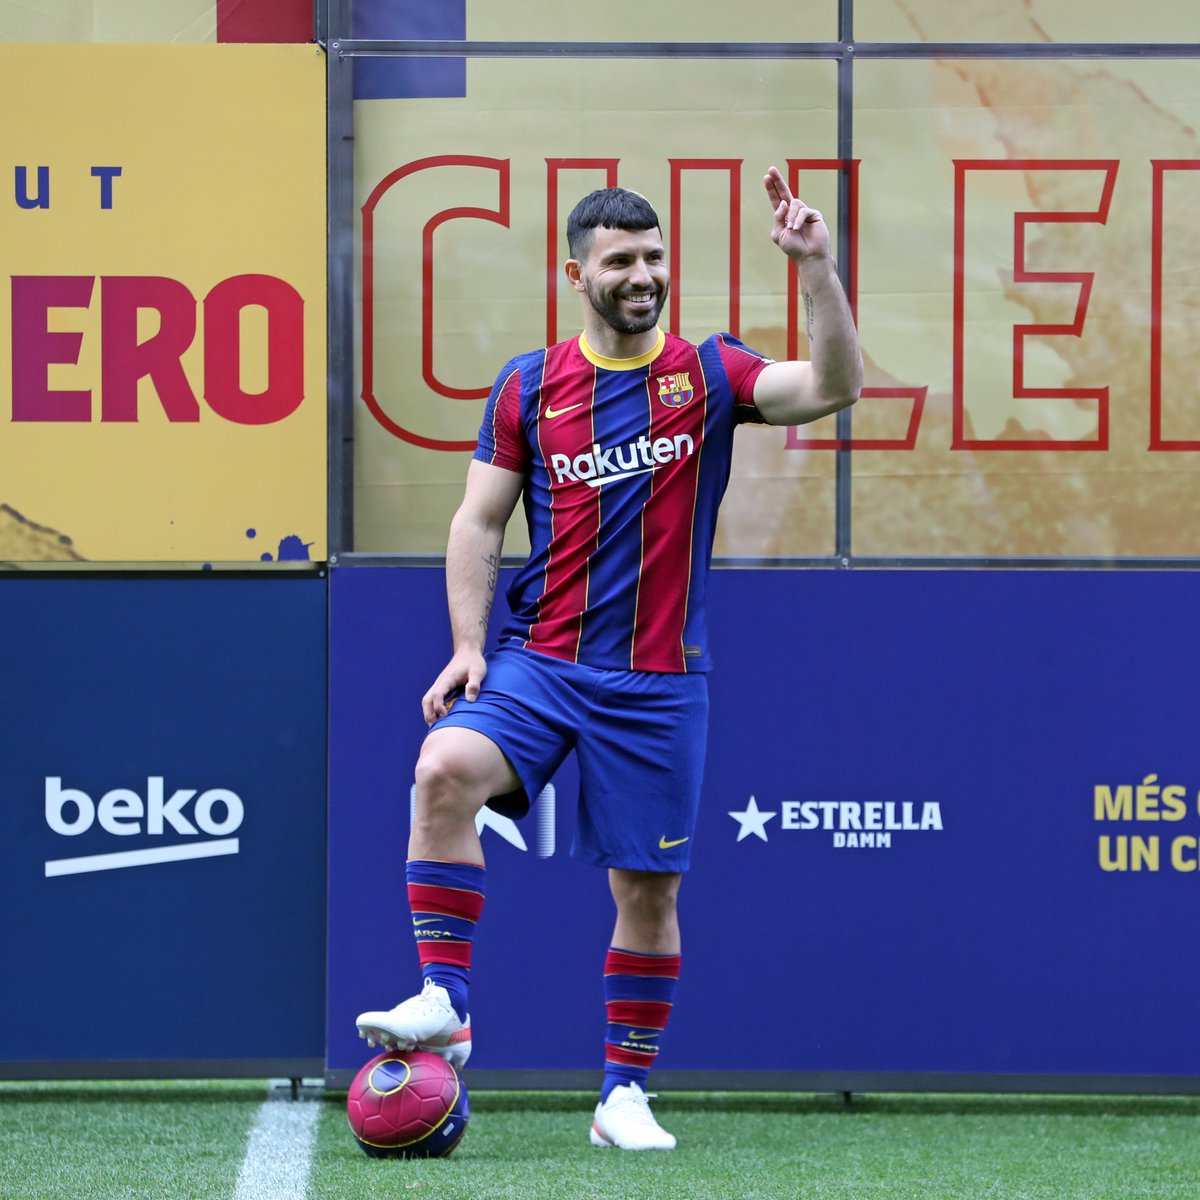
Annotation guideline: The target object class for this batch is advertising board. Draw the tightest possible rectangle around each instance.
[328,565,1200,1089]
[0,576,327,1074]
[1,44,326,565]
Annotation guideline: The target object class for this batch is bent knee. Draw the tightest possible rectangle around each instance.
[414,729,518,810]
[413,745,478,807]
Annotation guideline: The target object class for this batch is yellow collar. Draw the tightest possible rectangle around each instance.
[578,329,665,371]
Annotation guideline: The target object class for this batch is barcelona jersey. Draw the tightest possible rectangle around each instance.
[474,328,770,673]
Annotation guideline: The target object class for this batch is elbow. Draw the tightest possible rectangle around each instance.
[840,362,865,409]
[849,356,865,403]
[819,359,863,413]
[829,382,861,413]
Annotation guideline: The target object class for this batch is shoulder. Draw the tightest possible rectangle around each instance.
[488,347,558,408]
[705,332,774,364]
[496,345,551,379]
[501,339,586,382]
[703,333,776,387]
[677,332,773,373]
[660,330,702,358]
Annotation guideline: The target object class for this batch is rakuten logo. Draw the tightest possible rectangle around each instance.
[550,433,694,488]
[43,776,243,877]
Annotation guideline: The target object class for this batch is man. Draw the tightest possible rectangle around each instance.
[356,166,862,1150]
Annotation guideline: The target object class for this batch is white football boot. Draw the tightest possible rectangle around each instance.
[589,1082,677,1151]
[355,979,472,1069]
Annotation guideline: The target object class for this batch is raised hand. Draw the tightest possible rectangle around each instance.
[764,165,831,261]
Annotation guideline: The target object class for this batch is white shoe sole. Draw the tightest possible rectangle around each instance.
[589,1119,675,1151]
[356,1018,472,1069]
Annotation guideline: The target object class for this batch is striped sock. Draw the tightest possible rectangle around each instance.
[406,859,486,1024]
[601,947,681,1102]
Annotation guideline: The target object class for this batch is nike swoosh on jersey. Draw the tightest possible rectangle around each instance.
[544,402,584,419]
[658,836,690,849]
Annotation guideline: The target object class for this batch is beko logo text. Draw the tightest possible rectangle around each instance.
[43,776,243,878]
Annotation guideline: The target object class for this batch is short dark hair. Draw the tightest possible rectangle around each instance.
[566,187,661,260]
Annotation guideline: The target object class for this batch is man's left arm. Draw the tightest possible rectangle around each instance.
[752,165,864,427]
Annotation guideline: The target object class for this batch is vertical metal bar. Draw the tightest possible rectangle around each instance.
[835,0,854,565]
[326,0,355,559]
[313,0,327,45]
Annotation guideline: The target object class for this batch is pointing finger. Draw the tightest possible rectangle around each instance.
[764,164,793,208]
[767,164,790,194]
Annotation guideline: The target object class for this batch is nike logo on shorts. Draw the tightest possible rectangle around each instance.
[658,836,689,849]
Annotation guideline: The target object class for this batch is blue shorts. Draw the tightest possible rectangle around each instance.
[430,645,709,872]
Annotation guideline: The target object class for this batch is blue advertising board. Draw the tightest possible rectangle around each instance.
[328,565,1200,1091]
[0,576,327,1076]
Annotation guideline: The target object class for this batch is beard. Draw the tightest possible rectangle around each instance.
[582,276,669,336]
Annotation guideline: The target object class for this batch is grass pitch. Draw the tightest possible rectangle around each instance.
[2,1082,1199,1199]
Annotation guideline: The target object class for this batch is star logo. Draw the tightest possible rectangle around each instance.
[728,795,777,843]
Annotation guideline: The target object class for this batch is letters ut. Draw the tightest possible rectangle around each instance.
[14,166,123,210]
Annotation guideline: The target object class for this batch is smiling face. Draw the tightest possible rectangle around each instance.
[570,225,671,338]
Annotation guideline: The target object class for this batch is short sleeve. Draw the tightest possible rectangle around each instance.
[474,363,530,473]
[714,333,772,425]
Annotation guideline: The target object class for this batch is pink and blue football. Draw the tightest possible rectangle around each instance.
[346,1049,469,1158]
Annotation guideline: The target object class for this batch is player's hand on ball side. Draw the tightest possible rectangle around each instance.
[421,650,488,726]
[764,165,830,261]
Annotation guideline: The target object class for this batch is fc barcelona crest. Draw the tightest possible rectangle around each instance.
[657,371,694,409]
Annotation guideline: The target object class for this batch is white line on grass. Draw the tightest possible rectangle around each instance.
[232,1081,321,1200]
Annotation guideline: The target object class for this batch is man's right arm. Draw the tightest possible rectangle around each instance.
[422,459,524,725]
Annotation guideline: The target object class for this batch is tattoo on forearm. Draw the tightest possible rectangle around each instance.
[479,553,499,631]
[804,291,815,342]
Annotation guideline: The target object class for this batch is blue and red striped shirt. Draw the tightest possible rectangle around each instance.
[475,328,770,673]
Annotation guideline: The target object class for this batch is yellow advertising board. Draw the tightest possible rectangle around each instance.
[1,43,326,565]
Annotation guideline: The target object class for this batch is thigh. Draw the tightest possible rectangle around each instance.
[411,726,519,862]
[573,672,709,872]
[416,725,522,801]
[429,646,581,818]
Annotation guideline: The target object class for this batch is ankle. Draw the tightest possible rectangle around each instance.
[423,971,468,1023]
